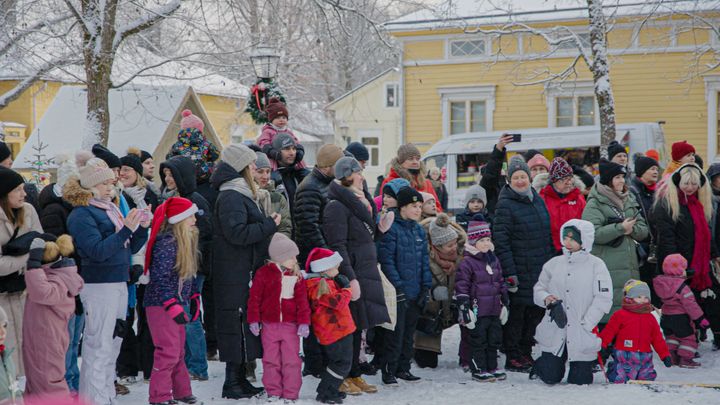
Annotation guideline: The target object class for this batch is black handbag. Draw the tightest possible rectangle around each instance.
[0,227,27,293]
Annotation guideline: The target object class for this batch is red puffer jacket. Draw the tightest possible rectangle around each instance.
[306,277,356,345]
[600,309,670,358]
[539,184,586,252]
[247,263,311,326]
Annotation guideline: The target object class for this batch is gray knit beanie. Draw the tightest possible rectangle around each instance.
[334,157,362,180]
[255,152,271,170]
[221,144,256,173]
[464,184,487,208]
[429,213,459,247]
[507,155,530,179]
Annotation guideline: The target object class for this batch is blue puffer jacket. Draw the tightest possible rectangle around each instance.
[378,216,431,300]
[67,205,148,284]
[493,185,553,305]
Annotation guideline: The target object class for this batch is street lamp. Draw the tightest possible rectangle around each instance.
[250,44,281,80]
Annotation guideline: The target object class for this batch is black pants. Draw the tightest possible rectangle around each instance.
[381,297,421,375]
[369,327,385,368]
[116,307,139,377]
[317,335,353,398]
[349,328,363,378]
[503,301,544,361]
[468,316,503,372]
[304,326,327,375]
[117,287,154,378]
[534,351,594,385]
[202,274,218,353]
[135,285,154,378]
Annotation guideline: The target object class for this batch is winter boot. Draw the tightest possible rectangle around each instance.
[491,369,507,381]
[222,362,264,399]
[678,358,701,369]
[395,371,421,382]
[381,365,398,387]
[115,381,130,396]
[150,401,177,405]
[350,377,378,393]
[358,362,377,376]
[505,357,531,373]
[414,349,439,369]
[471,371,496,382]
[339,379,362,396]
[176,396,198,404]
[713,334,720,351]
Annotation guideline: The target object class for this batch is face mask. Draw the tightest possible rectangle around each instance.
[408,168,420,175]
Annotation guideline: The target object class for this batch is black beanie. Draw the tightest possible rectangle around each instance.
[0,141,11,163]
[634,156,658,178]
[120,153,144,177]
[345,142,370,162]
[0,167,25,198]
[397,187,423,208]
[599,159,626,186]
[572,164,595,189]
[607,141,626,162]
[140,150,153,163]
[695,154,704,169]
[523,149,543,162]
[92,144,121,169]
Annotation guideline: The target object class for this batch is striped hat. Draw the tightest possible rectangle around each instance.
[467,221,491,244]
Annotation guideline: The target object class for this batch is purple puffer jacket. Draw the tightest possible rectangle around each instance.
[455,250,508,317]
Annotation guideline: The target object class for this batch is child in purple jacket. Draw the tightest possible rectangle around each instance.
[455,221,509,383]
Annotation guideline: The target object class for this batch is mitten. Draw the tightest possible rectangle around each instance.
[262,144,282,162]
[249,322,261,336]
[26,238,46,270]
[378,210,395,233]
[297,324,310,338]
[295,143,305,163]
[547,300,567,328]
[163,298,188,325]
[505,275,519,293]
[189,293,201,322]
[499,305,509,325]
[349,279,361,301]
[128,265,143,285]
[334,274,351,289]
[432,285,449,301]
[663,356,672,368]
[695,317,710,330]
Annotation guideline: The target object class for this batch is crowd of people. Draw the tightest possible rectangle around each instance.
[0,102,719,405]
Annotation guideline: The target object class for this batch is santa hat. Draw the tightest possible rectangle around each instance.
[305,247,343,273]
[140,197,198,284]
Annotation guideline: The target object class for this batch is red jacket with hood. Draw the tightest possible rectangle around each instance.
[600,309,670,358]
[247,262,311,325]
[539,184,586,252]
[381,167,442,212]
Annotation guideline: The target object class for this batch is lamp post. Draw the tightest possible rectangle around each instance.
[250,44,281,80]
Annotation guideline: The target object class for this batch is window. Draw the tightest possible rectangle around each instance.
[385,83,399,107]
[546,81,597,128]
[438,85,496,137]
[449,39,486,58]
[555,32,591,50]
[703,76,720,159]
[361,137,380,166]
[449,100,486,135]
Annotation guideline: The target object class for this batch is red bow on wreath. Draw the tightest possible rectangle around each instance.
[251,82,269,112]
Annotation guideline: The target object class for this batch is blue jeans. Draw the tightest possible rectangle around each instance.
[184,274,208,378]
[65,313,85,392]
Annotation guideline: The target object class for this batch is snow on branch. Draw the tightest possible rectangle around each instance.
[0,61,62,107]
[112,0,182,51]
[0,13,73,58]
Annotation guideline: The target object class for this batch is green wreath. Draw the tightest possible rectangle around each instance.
[246,79,286,124]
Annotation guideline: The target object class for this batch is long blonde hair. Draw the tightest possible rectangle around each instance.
[161,219,199,280]
[241,166,257,199]
[656,164,712,222]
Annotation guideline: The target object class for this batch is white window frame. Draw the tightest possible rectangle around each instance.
[445,37,491,60]
[356,129,382,168]
[437,85,496,138]
[552,31,591,51]
[546,81,599,128]
[704,75,720,161]
[384,82,400,108]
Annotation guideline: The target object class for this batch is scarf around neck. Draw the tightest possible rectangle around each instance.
[220,177,257,204]
[597,183,627,210]
[680,193,712,291]
[89,198,125,233]
[511,185,534,201]
[622,297,653,314]
[124,186,148,209]
[431,245,459,275]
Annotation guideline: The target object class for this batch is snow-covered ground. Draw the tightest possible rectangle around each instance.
[116,326,720,404]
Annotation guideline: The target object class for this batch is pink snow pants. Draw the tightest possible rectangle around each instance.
[666,334,698,360]
[147,307,192,403]
[261,322,302,400]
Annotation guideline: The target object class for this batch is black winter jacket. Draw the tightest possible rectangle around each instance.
[480,146,507,214]
[294,167,333,267]
[271,164,310,214]
[629,177,656,241]
[38,184,72,236]
[323,181,390,329]
[210,161,276,363]
[493,185,553,305]
[160,156,214,276]
[454,208,491,233]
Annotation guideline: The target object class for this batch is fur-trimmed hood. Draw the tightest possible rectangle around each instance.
[62,177,93,207]
[532,172,586,194]
[389,157,428,189]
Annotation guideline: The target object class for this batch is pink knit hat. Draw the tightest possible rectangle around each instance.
[662,253,687,276]
[527,154,550,171]
[180,109,204,133]
[420,192,435,204]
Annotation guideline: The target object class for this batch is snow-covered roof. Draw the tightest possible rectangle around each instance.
[0,121,27,128]
[385,0,718,32]
[12,84,191,169]
[326,68,399,109]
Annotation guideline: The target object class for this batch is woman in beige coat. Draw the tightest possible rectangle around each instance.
[0,167,43,374]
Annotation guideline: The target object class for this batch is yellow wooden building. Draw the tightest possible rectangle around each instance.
[385,1,720,161]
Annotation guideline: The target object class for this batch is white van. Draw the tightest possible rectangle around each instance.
[423,123,666,212]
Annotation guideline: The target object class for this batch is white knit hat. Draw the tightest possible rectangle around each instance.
[55,152,79,190]
[79,158,116,189]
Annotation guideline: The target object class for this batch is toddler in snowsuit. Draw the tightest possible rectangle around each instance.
[600,280,672,383]
[247,233,311,401]
[0,306,22,403]
[23,235,83,396]
[305,248,356,404]
[455,221,508,382]
[653,254,710,368]
[454,185,491,232]
[143,197,200,405]
[257,98,306,171]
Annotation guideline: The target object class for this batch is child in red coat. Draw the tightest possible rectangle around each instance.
[305,248,355,404]
[653,254,709,368]
[247,233,310,401]
[600,280,672,383]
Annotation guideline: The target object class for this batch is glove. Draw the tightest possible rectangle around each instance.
[505,276,519,293]
[189,293,201,322]
[26,238,46,270]
[432,286,449,301]
[499,305,509,325]
[547,300,567,329]
[663,356,672,368]
[249,322,261,336]
[334,274,351,289]
[695,317,710,330]
[128,264,143,285]
[295,143,305,164]
[162,298,188,325]
[349,279,361,301]
[416,289,430,308]
[262,144,282,162]
[297,324,310,338]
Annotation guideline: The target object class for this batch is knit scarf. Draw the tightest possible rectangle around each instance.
[346,183,372,214]
[431,245,459,275]
[597,183,627,210]
[124,186,148,210]
[621,297,653,314]
[644,182,657,192]
[680,193,712,291]
[89,198,125,233]
[511,185,534,201]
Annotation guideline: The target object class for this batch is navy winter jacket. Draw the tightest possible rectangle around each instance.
[493,185,553,305]
[67,205,148,284]
[378,216,431,300]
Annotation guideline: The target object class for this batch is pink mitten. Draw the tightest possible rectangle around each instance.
[378,210,395,233]
[349,279,361,301]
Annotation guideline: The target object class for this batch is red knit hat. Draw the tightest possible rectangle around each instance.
[662,253,687,276]
[141,197,198,284]
[266,98,289,122]
[305,247,343,273]
[671,141,695,162]
[645,149,660,162]
[548,157,573,184]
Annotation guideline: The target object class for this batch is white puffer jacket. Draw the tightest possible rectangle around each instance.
[533,219,613,361]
